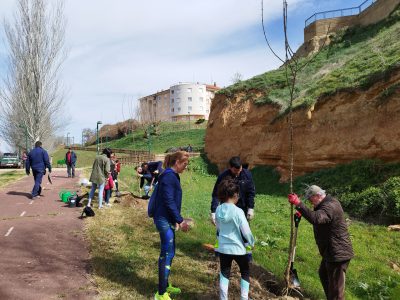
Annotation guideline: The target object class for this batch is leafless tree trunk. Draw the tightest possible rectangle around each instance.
[0,0,67,152]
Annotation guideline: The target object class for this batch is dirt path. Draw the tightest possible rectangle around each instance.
[0,170,97,300]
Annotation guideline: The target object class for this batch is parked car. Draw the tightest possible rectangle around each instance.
[0,153,22,168]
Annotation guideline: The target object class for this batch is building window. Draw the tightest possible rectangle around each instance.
[171,90,174,94]
[199,97,203,102]
[171,108,174,112]
[200,106,203,111]
[206,109,209,113]
[171,98,174,103]
[187,88,192,93]
[178,107,181,112]
[199,88,203,93]
[188,106,192,111]
[188,97,192,102]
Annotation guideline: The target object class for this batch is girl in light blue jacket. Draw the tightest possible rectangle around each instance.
[216,179,255,300]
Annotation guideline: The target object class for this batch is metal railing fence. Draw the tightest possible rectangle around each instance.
[305,0,377,27]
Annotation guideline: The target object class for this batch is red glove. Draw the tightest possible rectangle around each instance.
[295,211,302,218]
[288,193,301,206]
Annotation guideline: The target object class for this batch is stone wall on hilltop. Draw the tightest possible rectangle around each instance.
[204,71,400,180]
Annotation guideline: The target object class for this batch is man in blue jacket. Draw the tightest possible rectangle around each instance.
[65,148,77,178]
[26,141,52,199]
[210,156,256,224]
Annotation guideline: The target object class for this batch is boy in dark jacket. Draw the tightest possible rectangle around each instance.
[288,185,354,300]
[137,161,163,197]
[26,141,52,199]
[210,156,255,224]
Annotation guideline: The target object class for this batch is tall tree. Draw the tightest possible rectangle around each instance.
[0,0,66,151]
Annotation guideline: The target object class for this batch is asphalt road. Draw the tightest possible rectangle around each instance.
[0,170,97,300]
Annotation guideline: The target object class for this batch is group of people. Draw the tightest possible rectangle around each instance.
[148,153,353,300]
[87,148,121,209]
[24,141,353,300]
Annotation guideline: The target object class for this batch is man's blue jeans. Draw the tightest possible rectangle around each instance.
[154,217,175,295]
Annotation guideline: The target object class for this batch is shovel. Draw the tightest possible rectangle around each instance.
[48,174,53,184]
[289,210,302,288]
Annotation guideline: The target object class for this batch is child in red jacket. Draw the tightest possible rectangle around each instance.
[104,173,114,207]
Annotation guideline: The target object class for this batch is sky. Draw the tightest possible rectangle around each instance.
[0,0,364,151]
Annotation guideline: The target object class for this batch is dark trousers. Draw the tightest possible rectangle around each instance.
[319,259,350,300]
[67,164,75,177]
[219,253,250,282]
[104,189,111,204]
[32,170,44,197]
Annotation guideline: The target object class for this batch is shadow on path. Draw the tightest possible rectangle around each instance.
[6,191,31,198]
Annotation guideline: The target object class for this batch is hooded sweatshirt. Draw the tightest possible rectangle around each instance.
[216,203,255,255]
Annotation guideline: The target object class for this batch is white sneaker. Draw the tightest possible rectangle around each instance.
[106,203,112,207]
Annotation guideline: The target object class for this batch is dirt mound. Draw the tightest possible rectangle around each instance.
[118,192,148,210]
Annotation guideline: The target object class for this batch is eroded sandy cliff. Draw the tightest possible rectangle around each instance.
[205,70,400,180]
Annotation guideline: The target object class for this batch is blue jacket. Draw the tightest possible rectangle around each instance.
[153,168,183,224]
[65,151,77,166]
[26,146,51,173]
[211,168,256,213]
[216,203,255,255]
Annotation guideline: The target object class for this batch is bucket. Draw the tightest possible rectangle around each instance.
[60,191,72,203]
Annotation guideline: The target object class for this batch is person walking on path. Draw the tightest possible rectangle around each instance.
[216,179,255,300]
[65,147,77,178]
[87,148,112,209]
[25,141,52,199]
[153,151,190,300]
[288,185,354,300]
[21,151,27,169]
[211,156,256,224]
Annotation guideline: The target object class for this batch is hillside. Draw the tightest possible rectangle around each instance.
[205,5,400,178]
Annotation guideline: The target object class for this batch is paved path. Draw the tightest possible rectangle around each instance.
[0,171,97,300]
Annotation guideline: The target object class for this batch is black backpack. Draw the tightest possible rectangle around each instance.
[81,206,95,217]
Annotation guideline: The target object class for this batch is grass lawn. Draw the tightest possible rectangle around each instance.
[84,158,400,299]
[0,170,26,189]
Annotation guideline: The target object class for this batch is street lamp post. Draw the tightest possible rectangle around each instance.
[96,121,102,154]
[188,112,191,130]
[66,132,70,147]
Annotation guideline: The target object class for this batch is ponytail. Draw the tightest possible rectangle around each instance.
[163,151,189,169]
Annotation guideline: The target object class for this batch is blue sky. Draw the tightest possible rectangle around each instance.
[0,0,364,151]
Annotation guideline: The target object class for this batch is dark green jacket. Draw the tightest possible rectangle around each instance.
[89,154,110,185]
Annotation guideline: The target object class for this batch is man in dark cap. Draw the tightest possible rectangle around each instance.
[288,185,354,300]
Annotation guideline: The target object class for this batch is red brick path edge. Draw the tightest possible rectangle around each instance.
[0,170,97,300]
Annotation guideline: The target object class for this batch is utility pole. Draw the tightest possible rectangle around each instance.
[188,112,191,130]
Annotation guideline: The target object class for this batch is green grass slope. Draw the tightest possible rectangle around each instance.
[103,121,206,154]
[219,5,400,112]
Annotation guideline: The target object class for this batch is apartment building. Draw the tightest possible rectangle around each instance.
[138,82,220,123]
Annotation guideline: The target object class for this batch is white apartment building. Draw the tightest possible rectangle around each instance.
[139,82,220,123]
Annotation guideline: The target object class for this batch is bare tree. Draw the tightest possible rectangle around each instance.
[0,0,67,151]
[231,72,243,84]
[261,0,329,294]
